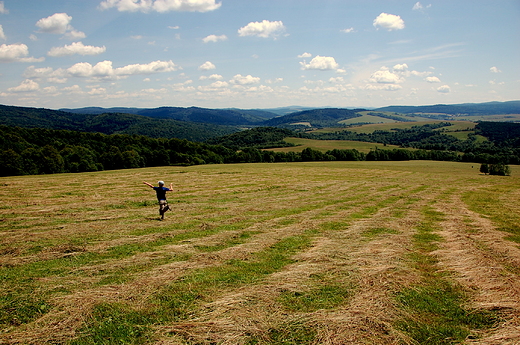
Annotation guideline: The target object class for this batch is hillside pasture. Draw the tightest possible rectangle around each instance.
[267,137,400,153]
[1,162,520,344]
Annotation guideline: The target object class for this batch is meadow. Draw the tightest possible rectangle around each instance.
[1,161,519,344]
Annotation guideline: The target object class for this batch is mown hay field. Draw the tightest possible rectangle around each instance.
[1,161,520,344]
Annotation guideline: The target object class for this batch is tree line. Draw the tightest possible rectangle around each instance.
[1,123,517,177]
[301,122,520,165]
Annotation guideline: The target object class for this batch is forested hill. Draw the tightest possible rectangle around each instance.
[375,101,520,116]
[61,106,277,125]
[0,104,237,141]
[263,108,364,128]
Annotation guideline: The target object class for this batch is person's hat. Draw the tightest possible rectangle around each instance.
[158,181,164,185]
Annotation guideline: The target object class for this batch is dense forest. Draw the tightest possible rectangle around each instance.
[0,104,239,141]
[1,121,518,177]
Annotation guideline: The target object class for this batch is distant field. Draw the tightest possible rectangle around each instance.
[339,114,398,125]
[267,137,400,153]
[1,162,519,344]
[452,114,520,122]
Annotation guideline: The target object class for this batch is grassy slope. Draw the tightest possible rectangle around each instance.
[1,162,519,344]
[266,137,401,153]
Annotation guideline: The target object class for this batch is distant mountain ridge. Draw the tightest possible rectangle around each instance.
[0,100,518,142]
[61,106,278,126]
[375,101,520,115]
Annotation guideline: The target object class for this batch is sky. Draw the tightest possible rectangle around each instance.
[0,0,518,110]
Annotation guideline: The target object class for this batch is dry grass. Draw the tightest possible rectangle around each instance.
[1,161,519,344]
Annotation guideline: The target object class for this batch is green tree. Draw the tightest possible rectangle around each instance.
[479,163,489,175]
[0,149,24,176]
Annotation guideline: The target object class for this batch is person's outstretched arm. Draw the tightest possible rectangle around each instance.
[169,183,173,191]
[143,181,154,188]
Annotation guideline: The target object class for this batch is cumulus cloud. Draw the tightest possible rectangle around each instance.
[197,80,229,91]
[490,66,502,73]
[202,34,227,43]
[0,1,9,14]
[99,0,222,13]
[0,43,43,63]
[48,42,106,57]
[65,60,179,79]
[36,13,72,34]
[198,61,216,70]
[238,20,286,39]
[392,63,408,72]
[425,76,441,83]
[373,13,405,31]
[437,85,451,93]
[300,55,339,71]
[230,74,260,85]
[0,25,5,40]
[199,74,223,80]
[64,30,87,40]
[370,68,404,84]
[8,79,39,92]
[35,13,85,39]
[298,52,312,58]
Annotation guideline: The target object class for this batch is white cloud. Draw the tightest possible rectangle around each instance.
[230,74,260,85]
[202,34,227,43]
[265,78,283,84]
[370,68,404,84]
[64,29,86,40]
[373,13,405,31]
[341,27,355,33]
[197,80,229,91]
[48,42,106,57]
[393,63,408,71]
[300,55,339,71]
[62,85,82,93]
[413,2,431,11]
[437,85,451,93]
[0,25,5,40]
[35,13,85,39]
[0,43,43,63]
[425,76,441,83]
[99,0,222,13]
[490,66,502,73]
[8,79,39,92]
[298,52,312,58]
[66,60,179,79]
[199,74,223,80]
[238,20,286,39]
[198,61,216,70]
[0,1,9,14]
[35,13,72,34]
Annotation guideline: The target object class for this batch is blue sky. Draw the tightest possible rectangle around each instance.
[0,0,518,110]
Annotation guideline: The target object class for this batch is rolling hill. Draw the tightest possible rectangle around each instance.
[0,104,238,141]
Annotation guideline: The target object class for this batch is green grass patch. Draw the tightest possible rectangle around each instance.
[150,235,312,324]
[70,303,153,345]
[462,186,520,243]
[395,204,499,343]
[396,281,499,344]
[194,230,261,252]
[259,319,317,344]
[362,227,399,239]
